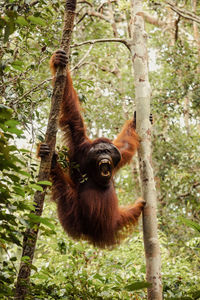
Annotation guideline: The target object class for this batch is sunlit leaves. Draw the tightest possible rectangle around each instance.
[125,281,152,291]
[15,16,28,26]
[28,16,46,26]
[180,217,200,235]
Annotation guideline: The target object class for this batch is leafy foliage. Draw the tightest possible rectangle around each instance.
[0,104,29,297]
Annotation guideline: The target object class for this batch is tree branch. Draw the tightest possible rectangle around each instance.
[71,44,93,71]
[87,9,111,22]
[17,78,51,102]
[97,0,117,11]
[77,0,92,7]
[165,0,200,24]
[177,182,200,199]
[142,11,165,27]
[72,38,131,50]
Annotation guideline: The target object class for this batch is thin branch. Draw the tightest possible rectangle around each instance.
[72,38,131,50]
[17,78,51,102]
[76,12,88,24]
[98,64,119,76]
[165,0,200,24]
[77,0,92,7]
[174,14,181,41]
[76,6,123,25]
[97,0,117,12]
[178,182,200,199]
[142,11,165,27]
[87,9,110,22]
[71,44,93,71]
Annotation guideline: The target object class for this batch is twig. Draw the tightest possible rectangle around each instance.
[97,0,117,12]
[77,0,92,7]
[165,0,200,24]
[72,38,131,50]
[71,44,93,71]
[178,182,200,199]
[18,78,51,101]
[87,9,110,22]
[76,12,88,24]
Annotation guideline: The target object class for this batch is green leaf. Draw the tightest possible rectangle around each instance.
[21,256,31,262]
[3,173,20,182]
[4,120,19,127]
[13,186,25,197]
[8,232,21,246]
[93,274,105,282]
[0,104,13,119]
[28,214,55,230]
[6,127,23,135]
[30,264,38,271]
[7,145,18,151]
[28,16,46,26]
[10,256,17,262]
[125,281,151,291]
[15,16,28,26]
[37,181,52,186]
[11,60,24,71]
[33,273,49,280]
[18,170,31,177]
[39,218,55,230]
[29,184,43,192]
[28,213,42,223]
[20,149,30,153]
[180,217,200,234]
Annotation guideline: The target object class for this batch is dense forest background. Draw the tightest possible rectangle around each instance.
[0,0,200,299]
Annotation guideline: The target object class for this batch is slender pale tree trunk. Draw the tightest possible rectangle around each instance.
[130,1,162,299]
[14,1,77,299]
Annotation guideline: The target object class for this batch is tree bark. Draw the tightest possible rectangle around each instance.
[14,1,77,299]
[130,1,162,299]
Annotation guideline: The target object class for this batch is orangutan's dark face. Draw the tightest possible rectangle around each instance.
[86,142,121,186]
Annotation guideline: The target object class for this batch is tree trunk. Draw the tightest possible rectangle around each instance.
[130,1,162,299]
[14,1,77,299]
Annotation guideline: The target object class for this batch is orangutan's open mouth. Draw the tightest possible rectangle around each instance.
[99,159,112,177]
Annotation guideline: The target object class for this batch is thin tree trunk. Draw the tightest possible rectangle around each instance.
[14,1,77,299]
[130,1,162,299]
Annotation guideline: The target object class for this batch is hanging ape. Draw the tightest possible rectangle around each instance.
[39,50,145,248]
